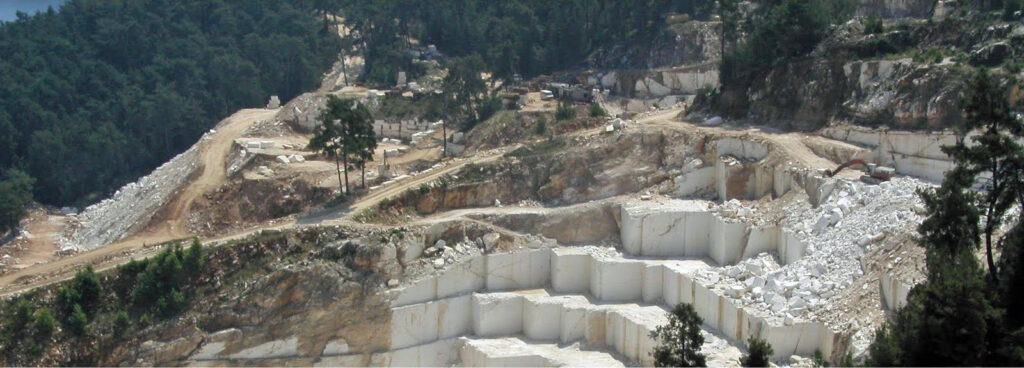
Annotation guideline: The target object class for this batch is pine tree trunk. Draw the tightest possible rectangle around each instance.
[361,163,366,188]
[342,154,349,194]
[442,121,447,158]
[335,157,343,196]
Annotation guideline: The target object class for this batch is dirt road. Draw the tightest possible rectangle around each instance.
[0,106,856,296]
[0,108,276,295]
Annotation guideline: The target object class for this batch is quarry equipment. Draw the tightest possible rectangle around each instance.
[826,159,895,184]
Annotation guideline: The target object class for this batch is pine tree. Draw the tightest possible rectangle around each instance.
[310,96,372,194]
[741,336,773,367]
[944,70,1024,281]
[651,303,706,367]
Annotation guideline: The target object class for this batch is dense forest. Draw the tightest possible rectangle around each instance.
[0,0,339,207]
[334,0,709,86]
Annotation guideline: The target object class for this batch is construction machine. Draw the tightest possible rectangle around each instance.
[825,159,895,184]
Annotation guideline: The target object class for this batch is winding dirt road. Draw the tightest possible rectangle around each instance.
[0,106,857,296]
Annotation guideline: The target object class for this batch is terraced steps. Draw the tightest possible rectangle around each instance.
[376,200,847,366]
[459,336,625,367]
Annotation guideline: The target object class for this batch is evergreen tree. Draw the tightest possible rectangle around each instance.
[741,336,773,367]
[441,54,486,156]
[310,96,372,194]
[33,308,54,336]
[0,168,34,234]
[651,303,707,367]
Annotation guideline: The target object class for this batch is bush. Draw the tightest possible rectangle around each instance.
[588,102,606,117]
[741,336,773,367]
[1005,0,1023,20]
[113,311,130,332]
[863,13,884,34]
[182,238,206,275]
[555,100,576,121]
[66,304,88,335]
[33,308,55,336]
[812,349,830,367]
[58,265,102,316]
[651,303,706,367]
[129,243,200,318]
[535,116,548,135]
[475,95,504,126]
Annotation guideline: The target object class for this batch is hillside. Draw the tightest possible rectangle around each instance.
[0,0,339,207]
[0,0,1022,367]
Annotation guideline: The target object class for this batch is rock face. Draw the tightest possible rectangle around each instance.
[589,20,721,71]
[970,42,1012,67]
[745,58,966,130]
[855,0,936,18]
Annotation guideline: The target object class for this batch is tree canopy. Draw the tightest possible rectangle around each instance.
[651,303,707,367]
[0,0,340,207]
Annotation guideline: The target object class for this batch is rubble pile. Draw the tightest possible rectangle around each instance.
[710,177,929,344]
[60,136,206,251]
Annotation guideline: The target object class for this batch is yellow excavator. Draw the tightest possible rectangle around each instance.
[825,159,895,184]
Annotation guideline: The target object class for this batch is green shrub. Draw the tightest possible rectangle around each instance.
[1005,0,1023,20]
[58,265,102,316]
[535,116,548,135]
[475,95,504,126]
[113,311,130,332]
[182,238,206,275]
[863,13,884,34]
[138,313,151,327]
[555,100,576,121]
[67,304,88,335]
[813,349,830,367]
[33,308,55,336]
[741,336,773,367]
[588,102,605,117]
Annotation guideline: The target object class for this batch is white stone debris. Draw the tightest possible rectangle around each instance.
[59,136,205,251]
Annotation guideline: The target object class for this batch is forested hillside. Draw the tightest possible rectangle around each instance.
[337,0,705,85]
[0,0,339,207]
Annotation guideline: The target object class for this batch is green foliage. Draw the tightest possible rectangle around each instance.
[741,336,773,367]
[33,308,55,336]
[67,304,88,336]
[339,1,700,82]
[0,1,339,207]
[945,69,1024,280]
[58,265,102,317]
[11,299,33,332]
[588,103,606,117]
[183,238,206,275]
[138,313,151,327]
[812,349,830,367]
[309,96,375,194]
[866,322,901,366]
[442,54,488,130]
[651,303,706,367]
[0,168,35,234]
[113,310,130,332]
[555,101,576,121]
[1005,0,1023,20]
[128,242,205,319]
[912,46,947,64]
[719,0,854,113]
[866,69,1024,366]
[863,13,884,34]
[535,116,548,135]
[474,95,504,129]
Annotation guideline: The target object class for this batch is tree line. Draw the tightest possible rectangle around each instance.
[328,0,707,87]
[0,0,340,212]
